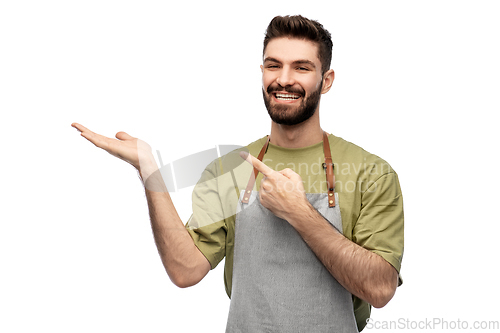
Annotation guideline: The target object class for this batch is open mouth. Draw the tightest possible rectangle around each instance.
[274,93,301,101]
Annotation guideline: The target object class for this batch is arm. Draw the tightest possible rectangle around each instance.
[71,123,210,288]
[240,151,398,308]
[144,182,211,288]
[287,202,398,308]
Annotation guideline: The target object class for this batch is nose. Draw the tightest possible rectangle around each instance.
[276,67,295,87]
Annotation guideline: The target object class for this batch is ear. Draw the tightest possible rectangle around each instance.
[260,64,264,73]
[321,69,335,94]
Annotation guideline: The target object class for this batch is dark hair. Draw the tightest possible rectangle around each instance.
[263,15,333,75]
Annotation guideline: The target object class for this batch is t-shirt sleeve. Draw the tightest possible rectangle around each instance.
[353,172,404,284]
[185,160,228,270]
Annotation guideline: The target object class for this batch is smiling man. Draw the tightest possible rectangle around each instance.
[72,15,404,333]
[262,37,330,127]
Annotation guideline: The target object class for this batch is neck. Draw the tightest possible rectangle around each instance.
[269,110,324,148]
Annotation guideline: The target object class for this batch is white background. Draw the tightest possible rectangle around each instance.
[1,1,499,332]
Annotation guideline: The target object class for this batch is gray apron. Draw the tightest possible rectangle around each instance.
[226,133,359,333]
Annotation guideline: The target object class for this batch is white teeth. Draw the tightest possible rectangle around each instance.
[275,93,300,100]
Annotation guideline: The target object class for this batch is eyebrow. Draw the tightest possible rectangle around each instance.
[263,57,317,69]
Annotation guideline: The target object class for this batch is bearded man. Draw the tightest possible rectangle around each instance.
[72,15,404,332]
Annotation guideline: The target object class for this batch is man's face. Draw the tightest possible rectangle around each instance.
[261,37,326,126]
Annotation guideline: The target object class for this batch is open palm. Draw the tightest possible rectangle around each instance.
[71,123,153,173]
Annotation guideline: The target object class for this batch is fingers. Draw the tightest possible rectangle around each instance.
[72,123,135,149]
[71,123,148,171]
[71,122,89,133]
[71,122,111,149]
[238,152,302,184]
[239,151,274,176]
[260,176,272,192]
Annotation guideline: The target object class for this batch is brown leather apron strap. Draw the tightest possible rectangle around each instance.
[241,132,335,207]
[322,131,336,207]
[241,136,270,204]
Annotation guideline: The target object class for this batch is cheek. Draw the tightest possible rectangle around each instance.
[310,77,324,92]
[262,74,273,89]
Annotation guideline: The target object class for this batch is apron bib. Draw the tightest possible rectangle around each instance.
[225,133,359,333]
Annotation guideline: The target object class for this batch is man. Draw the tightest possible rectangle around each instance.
[72,15,404,332]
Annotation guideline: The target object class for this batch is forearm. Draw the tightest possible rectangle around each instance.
[71,124,210,286]
[289,203,398,308]
[141,167,210,288]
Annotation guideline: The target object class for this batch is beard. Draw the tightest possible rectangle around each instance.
[262,82,322,126]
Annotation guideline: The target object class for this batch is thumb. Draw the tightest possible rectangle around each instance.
[115,131,134,141]
[280,168,299,180]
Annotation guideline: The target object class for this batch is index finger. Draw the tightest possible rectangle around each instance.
[239,151,274,176]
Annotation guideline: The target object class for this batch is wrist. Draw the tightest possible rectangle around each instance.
[137,153,157,179]
[138,156,169,192]
[286,198,315,227]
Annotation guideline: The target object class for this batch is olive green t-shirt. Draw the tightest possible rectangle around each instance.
[186,134,404,331]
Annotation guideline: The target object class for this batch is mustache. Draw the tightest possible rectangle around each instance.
[266,85,305,96]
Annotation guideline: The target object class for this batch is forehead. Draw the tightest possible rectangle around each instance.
[263,37,320,65]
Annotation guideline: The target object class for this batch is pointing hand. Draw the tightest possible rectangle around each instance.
[240,151,309,222]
